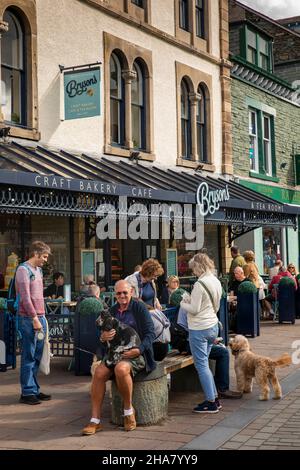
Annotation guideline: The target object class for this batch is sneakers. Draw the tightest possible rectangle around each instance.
[37,392,52,401]
[215,398,222,410]
[19,395,41,405]
[193,400,219,414]
[82,422,103,436]
[124,409,136,431]
[218,389,243,399]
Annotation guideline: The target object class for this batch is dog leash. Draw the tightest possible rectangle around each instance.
[74,346,96,356]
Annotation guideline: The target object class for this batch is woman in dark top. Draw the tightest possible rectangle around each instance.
[125,258,164,309]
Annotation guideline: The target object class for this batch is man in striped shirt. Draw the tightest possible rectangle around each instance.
[16,241,51,405]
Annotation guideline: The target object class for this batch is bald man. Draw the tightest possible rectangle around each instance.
[230,266,247,296]
[82,280,156,436]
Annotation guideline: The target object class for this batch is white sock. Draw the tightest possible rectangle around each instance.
[90,418,101,424]
[123,408,134,416]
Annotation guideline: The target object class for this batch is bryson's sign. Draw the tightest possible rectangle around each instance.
[64,67,101,120]
[196,182,230,216]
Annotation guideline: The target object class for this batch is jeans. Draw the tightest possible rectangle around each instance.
[209,344,230,392]
[19,316,47,396]
[188,323,219,402]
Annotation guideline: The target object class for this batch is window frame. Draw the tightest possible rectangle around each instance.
[110,52,125,147]
[131,0,144,8]
[241,25,273,73]
[180,79,192,160]
[248,106,276,179]
[196,85,207,163]
[249,108,259,173]
[195,0,205,39]
[1,9,26,126]
[263,113,272,176]
[179,0,189,32]
[131,61,146,150]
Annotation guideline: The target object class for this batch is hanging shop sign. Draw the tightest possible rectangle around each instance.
[196,182,230,217]
[63,67,101,120]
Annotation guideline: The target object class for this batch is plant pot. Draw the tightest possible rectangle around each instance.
[278,284,296,324]
[237,292,259,337]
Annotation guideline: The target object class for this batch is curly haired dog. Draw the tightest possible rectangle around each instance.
[229,335,291,400]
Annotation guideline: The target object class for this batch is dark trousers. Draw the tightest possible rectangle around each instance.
[209,344,230,392]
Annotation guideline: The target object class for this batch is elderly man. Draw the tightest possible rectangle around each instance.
[229,246,246,284]
[82,280,156,436]
[229,266,247,296]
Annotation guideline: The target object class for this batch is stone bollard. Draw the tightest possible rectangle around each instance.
[111,365,168,426]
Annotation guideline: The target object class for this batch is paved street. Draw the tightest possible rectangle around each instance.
[0,321,300,450]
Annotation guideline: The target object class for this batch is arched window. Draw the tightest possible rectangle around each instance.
[196,85,207,162]
[1,10,25,125]
[181,79,191,159]
[110,52,125,146]
[131,62,145,150]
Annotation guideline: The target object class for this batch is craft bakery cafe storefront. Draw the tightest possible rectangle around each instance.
[0,142,298,293]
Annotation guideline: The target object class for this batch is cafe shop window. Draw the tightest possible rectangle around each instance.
[1,10,26,125]
[263,227,282,275]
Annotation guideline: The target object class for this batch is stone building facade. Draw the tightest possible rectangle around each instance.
[0,0,234,286]
[229,0,300,273]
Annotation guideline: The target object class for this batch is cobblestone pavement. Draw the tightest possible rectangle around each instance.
[220,386,300,450]
[0,320,300,450]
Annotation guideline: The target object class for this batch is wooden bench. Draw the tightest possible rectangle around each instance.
[111,350,214,426]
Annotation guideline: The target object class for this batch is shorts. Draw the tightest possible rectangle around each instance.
[104,354,146,377]
[125,355,146,377]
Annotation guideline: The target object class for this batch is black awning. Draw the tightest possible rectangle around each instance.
[0,141,298,229]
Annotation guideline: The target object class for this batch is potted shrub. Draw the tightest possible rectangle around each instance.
[278,277,296,324]
[237,281,259,337]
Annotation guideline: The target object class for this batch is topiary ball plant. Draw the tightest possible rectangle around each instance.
[238,281,258,294]
[170,288,188,306]
[78,297,104,316]
[279,276,296,287]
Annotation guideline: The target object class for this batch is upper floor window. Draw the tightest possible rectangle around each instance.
[1,10,26,125]
[110,52,125,146]
[195,0,205,39]
[248,108,275,178]
[131,0,144,7]
[249,109,259,173]
[179,0,189,32]
[131,62,145,150]
[181,79,191,159]
[243,27,273,73]
[197,85,207,162]
[263,114,272,176]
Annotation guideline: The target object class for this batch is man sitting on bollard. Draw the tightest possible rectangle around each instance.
[82,280,156,435]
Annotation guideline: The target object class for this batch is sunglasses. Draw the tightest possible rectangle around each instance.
[116,291,130,296]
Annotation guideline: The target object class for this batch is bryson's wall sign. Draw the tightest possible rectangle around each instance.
[64,67,101,120]
[196,182,230,216]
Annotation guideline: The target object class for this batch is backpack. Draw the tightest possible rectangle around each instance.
[149,309,171,344]
[170,323,190,353]
[7,263,37,314]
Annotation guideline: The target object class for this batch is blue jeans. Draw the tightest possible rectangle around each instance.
[209,344,230,392]
[189,323,219,401]
[19,316,46,396]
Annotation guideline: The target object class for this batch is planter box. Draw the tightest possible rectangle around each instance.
[237,292,259,338]
[278,284,296,324]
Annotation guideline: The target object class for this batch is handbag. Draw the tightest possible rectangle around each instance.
[39,318,52,375]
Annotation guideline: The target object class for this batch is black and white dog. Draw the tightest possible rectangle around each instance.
[96,310,141,368]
